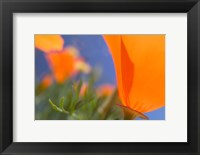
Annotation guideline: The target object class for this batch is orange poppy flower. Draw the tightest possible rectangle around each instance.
[80,82,88,96]
[46,50,76,83]
[103,35,165,113]
[73,81,88,96]
[35,35,91,83]
[40,74,53,90]
[96,84,115,96]
[35,34,64,53]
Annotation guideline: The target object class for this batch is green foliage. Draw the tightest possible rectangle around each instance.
[35,71,148,120]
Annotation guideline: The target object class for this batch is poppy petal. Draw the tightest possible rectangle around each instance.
[46,51,75,83]
[35,34,64,53]
[104,35,165,113]
[120,38,134,107]
[122,35,165,112]
[104,35,135,107]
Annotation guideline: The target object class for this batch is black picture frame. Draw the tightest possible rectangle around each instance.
[0,0,200,154]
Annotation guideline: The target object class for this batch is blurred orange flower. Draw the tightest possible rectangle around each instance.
[73,82,88,96]
[40,74,53,90]
[103,35,165,113]
[80,82,88,96]
[96,84,115,96]
[46,50,76,83]
[35,35,64,53]
[35,35,91,83]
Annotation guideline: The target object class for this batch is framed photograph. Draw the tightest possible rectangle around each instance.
[0,0,200,154]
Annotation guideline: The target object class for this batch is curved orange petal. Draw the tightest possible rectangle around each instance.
[46,51,75,83]
[103,35,133,107]
[122,35,165,112]
[35,35,64,53]
[120,39,134,107]
[104,35,165,113]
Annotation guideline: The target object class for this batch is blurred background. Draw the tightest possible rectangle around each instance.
[35,35,165,120]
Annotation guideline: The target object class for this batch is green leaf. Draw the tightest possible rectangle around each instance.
[59,97,69,114]
[48,99,63,113]
[76,80,83,96]
[40,71,124,120]
[74,100,83,109]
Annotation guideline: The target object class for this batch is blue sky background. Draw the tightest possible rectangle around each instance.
[35,35,165,120]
